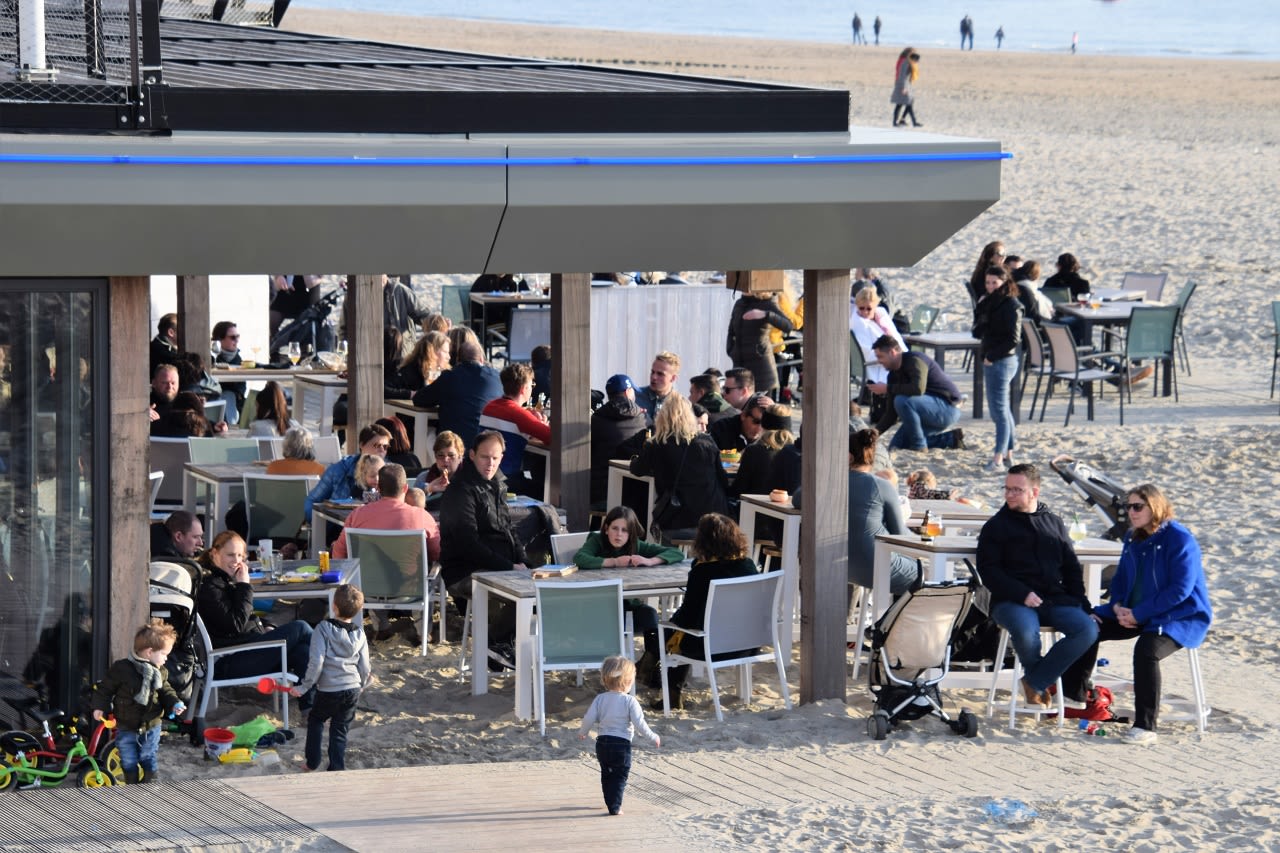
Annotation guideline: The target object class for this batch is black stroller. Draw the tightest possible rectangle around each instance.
[148,560,203,741]
[1050,454,1131,541]
[865,580,980,740]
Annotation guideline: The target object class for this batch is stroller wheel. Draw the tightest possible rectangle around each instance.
[959,710,979,738]
[867,712,889,741]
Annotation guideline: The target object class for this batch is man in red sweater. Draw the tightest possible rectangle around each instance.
[481,363,551,445]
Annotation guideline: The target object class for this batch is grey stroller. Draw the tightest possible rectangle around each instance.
[866,580,980,740]
[1050,454,1130,540]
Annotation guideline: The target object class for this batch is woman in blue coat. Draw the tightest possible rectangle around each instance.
[1064,483,1212,744]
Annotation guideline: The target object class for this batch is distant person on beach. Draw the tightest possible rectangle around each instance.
[873,15,881,45]
[961,15,974,50]
[1061,483,1212,745]
[996,26,1005,49]
[578,656,660,816]
[852,13,865,45]
[1072,32,1079,54]
[890,48,922,128]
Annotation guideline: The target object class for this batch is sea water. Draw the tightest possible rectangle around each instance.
[293,0,1277,62]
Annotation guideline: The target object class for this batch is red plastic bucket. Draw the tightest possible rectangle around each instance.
[203,727,236,760]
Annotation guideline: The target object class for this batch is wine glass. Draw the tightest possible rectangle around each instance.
[210,340,221,361]
[1069,517,1087,543]
[287,342,302,365]
[1076,291,1090,309]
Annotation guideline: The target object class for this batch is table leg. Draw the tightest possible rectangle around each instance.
[183,470,196,514]
[310,517,324,560]
[470,579,490,696]
[778,515,801,658]
[514,598,535,721]
[973,356,985,419]
[739,503,760,559]
[872,540,891,620]
[606,466,623,513]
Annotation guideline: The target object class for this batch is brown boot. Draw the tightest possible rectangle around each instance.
[1020,678,1050,706]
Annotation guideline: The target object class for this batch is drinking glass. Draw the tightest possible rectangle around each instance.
[925,515,944,538]
[211,340,221,360]
[1069,518,1087,543]
[288,342,302,365]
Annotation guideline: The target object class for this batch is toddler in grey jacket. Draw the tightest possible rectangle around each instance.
[290,585,371,771]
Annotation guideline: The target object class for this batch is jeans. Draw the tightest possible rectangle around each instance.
[887,394,961,450]
[991,600,1098,694]
[305,687,360,771]
[1062,621,1183,730]
[595,735,632,814]
[213,620,314,695]
[116,724,162,775]
[983,355,1019,456]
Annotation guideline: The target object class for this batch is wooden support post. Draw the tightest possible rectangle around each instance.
[799,268,850,704]
[345,274,383,454]
[550,273,591,529]
[176,274,210,366]
[110,276,153,661]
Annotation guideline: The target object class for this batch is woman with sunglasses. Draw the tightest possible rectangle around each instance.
[850,286,904,384]
[1063,484,1212,745]
[303,423,393,519]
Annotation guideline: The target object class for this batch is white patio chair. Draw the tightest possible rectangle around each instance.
[657,572,792,721]
[533,578,628,736]
[1120,271,1168,303]
[345,528,443,654]
[192,615,295,729]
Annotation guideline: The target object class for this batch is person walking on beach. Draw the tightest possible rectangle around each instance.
[960,15,974,50]
[890,48,922,128]
[1072,32,1079,54]
[579,656,660,815]
[996,26,1005,49]
[852,13,865,45]
[873,16,881,45]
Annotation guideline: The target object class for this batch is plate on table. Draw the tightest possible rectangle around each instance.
[279,571,316,583]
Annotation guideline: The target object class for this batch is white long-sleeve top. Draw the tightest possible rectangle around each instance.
[579,691,660,744]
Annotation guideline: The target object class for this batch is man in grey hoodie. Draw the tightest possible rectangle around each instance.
[290,585,371,771]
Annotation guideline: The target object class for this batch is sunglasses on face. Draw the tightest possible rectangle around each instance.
[1126,503,1149,513]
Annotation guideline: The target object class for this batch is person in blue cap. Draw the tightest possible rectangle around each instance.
[590,374,647,507]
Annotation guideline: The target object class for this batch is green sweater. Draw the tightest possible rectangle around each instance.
[572,532,685,569]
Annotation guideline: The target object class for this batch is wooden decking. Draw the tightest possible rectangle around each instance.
[9,714,1280,852]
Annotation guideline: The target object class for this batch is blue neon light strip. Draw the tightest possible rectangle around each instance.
[0,151,1009,167]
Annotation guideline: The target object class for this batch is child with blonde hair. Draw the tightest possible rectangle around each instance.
[91,619,186,783]
[906,468,979,505]
[578,656,660,815]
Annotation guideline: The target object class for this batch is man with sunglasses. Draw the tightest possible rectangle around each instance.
[708,393,772,453]
[976,463,1098,709]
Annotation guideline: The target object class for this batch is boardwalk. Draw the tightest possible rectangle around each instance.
[9,702,1280,852]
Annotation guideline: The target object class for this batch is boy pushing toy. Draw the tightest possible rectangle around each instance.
[578,656,660,815]
[91,619,186,783]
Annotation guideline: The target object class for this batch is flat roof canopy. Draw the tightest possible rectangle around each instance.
[0,128,1001,276]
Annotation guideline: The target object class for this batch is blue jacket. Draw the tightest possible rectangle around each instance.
[304,454,360,519]
[1096,520,1212,648]
[413,361,503,449]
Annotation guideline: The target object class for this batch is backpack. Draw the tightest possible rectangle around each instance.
[1064,685,1128,723]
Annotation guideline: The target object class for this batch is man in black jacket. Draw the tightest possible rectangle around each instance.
[590,375,647,506]
[976,464,1098,707]
[869,335,964,451]
[438,431,528,645]
[709,394,771,452]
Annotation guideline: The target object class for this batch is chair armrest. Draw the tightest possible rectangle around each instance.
[207,637,288,664]
[658,621,705,638]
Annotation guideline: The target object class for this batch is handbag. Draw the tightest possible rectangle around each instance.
[648,439,692,542]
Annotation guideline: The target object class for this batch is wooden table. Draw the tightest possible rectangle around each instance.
[903,331,983,418]
[871,533,1123,620]
[606,459,655,530]
[210,366,338,383]
[470,564,691,720]
[293,374,347,435]
[249,558,362,614]
[384,399,439,455]
[183,461,262,539]
[736,493,800,656]
[906,499,992,532]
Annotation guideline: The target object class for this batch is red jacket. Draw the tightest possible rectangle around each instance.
[481,396,551,445]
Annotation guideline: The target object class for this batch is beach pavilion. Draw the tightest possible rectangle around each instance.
[0,0,1003,717]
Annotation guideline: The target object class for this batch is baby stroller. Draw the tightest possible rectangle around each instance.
[865,580,980,740]
[1050,454,1130,540]
[148,560,202,739]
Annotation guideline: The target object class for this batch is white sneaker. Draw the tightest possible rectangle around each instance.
[1125,727,1158,745]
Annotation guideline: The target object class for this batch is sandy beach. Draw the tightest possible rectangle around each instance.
[156,11,1280,849]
